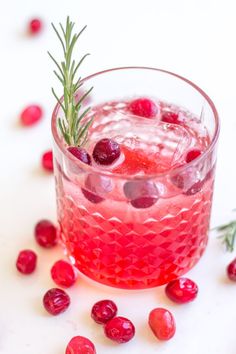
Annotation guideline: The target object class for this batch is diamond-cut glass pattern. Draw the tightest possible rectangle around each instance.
[56,178,214,289]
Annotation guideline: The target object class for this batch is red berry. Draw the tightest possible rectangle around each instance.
[123,180,159,209]
[148,308,176,341]
[65,336,96,354]
[34,219,57,248]
[82,174,112,204]
[68,146,92,165]
[41,150,53,172]
[161,111,180,124]
[51,260,77,288]
[184,180,203,196]
[185,149,201,163]
[29,18,42,34]
[104,316,135,343]
[16,249,37,274]
[20,105,43,126]
[227,258,236,281]
[129,98,157,118]
[93,138,120,165]
[91,299,117,324]
[165,277,198,303]
[171,167,203,196]
[43,288,70,315]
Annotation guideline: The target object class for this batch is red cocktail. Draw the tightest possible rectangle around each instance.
[52,67,219,289]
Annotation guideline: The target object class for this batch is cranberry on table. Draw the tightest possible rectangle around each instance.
[123,180,159,209]
[165,277,198,303]
[185,149,202,163]
[93,138,121,165]
[41,150,53,172]
[104,316,135,343]
[20,104,43,126]
[148,308,176,341]
[91,299,118,324]
[16,249,37,274]
[128,98,157,118]
[43,288,70,315]
[227,258,236,281]
[29,18,42,34]
[34,219,57,248]
[51,260,77,288]
[161,111,180,124]
[68,146,92,165]
[65,336,96,354]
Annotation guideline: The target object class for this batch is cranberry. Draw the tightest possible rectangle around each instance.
[93,138,120,165]
[104,316,135,343]
[227,258,236,281]
[43,288,70,315]
[65,336,96,354]
[148,308,176,341]
[171,167,203,196]
[51,260,77,288]
[128,98,157,118]
[123,180,159,209]
[161,111,180,124]
[34,219,57,248]
[41,150,53,172]
[184,180,203,196]
[20,104,43,126]
[29,18,42,34]
[165,277,198,303]
[185,149,202,163]
[91,299,117,324]
[68,146,92,165]
[82,174,112,204]
[16,250,37,274]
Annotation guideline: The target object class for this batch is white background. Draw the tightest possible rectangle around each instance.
[1,0,236,353]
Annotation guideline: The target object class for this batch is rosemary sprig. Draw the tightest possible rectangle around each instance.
[215,220,236,252]
[48,16,93,146]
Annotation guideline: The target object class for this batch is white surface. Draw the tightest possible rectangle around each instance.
[1,0,236,353]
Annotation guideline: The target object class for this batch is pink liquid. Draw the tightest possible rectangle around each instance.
[55,99,214,289]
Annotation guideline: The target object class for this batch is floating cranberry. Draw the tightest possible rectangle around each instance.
[34,219,57,248]
[43,288,70,315]
[29,18,42,34]
[123,180,159,209]
[184,180,203,196]
[227,258,236,281]
[104,316,135,343]
[128,98,157,118]
[20,104,43,126]
[148,308,176,341]
[165,277,198,303]
[65,336,96,354]
[51,260,77,288]
[82,174,112,204]
[161,111,180,124]
[41,150,53,172]
[16,250,37,274]
[68,146,92,165]
[171,166,203,196]
[185,149,202,163]
[91,299,117,324]
[93,138,120,165]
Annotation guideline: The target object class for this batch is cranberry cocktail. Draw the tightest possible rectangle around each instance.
[52,67,219,289]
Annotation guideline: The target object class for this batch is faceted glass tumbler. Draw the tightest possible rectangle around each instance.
[52,67,219,289]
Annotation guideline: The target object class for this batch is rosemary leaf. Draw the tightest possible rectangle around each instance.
[49,17,93,146]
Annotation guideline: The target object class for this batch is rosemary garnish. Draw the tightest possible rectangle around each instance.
[215,220,236,252]
[48,16,93,146]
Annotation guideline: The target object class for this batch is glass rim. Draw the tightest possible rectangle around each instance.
[51,66,220,180]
